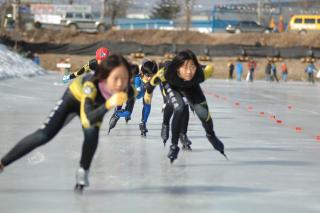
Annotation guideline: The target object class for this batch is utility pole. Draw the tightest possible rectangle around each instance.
[185,0,194,31]
[257,0,262,24]
[0,0,11,36]
[13,0,21,51]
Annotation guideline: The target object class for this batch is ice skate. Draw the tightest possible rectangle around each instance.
[179,133,192,151]
[167,144,180,163]
[108,112,120,134]
[207,133,228,159]
[74,167,89,193]
[139,122,148,136]
[161,124,169,146]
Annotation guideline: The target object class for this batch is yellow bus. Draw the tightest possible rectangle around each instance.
[288,15,320,33]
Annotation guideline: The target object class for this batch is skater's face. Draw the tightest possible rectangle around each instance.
[105,65,129,94]
[97,59,107,65]
[142,74,153,82]
[177,59,197,81]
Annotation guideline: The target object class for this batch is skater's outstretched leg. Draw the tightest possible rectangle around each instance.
[124,98,135,123]
[139,99,151,136]
[1,91,78,168]
[161,102,173,146]
[179,104,192,151]
[184,85,227,158]
[165,86,185,163]
[75,126,100,192]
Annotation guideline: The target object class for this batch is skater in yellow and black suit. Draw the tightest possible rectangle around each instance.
[158,61,193,150]
[62,47,110,83]
[148,49,226,163]
[108,59,158,136]
[0,55,135,191]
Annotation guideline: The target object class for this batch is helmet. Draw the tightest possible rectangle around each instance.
[96,47,110,61]
[141,59,158,76]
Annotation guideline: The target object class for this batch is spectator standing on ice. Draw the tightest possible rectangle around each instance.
[227,60,234,80]
[235,58,243,81]
[265,60,272,81]
[271,62,279,82]
[305,62,317,84]
[281,62,288,82]
[247,58,257,82]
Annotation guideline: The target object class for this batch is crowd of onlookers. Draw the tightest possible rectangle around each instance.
[227,58,319,84]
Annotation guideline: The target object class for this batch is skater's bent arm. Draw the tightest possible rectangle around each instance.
[80,81,108,128]
[70,59,97,80]
[150,68,166,86]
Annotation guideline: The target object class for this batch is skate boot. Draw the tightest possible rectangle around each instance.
[161,124,169,146]
[125,116,131,124]
[108,112,120,134]
[167,144,180,163]
[74,167,89,193]
[139,122,148,136]
[179,133,192,151]
[206,133,228,159]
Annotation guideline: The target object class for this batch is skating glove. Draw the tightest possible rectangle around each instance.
[62,75,70,83]
[105,92,128,110]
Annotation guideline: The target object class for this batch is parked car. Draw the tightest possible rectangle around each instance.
[226,21,272,34]
[34,12,109,33]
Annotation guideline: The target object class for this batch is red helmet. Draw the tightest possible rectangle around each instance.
[96,47,110,61]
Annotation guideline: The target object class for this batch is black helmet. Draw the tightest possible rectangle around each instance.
[141,59,158,76]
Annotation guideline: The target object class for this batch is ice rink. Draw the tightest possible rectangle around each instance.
[0,74,320,213]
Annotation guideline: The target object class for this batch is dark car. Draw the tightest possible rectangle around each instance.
[226,21,272,34]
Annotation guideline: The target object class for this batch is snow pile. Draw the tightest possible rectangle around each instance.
[0,44,46,80]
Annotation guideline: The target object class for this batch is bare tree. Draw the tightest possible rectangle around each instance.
[105,0,129,26]
[0,0,11,36]
[184,0,195,31]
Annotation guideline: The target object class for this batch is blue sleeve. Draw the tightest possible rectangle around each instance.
[134,75,141,89]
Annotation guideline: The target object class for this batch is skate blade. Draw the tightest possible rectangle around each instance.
[163,140,167,147]
[182,146,192,152]
[107,129,111,135]
[74,184,84,194]
[221,152,228,160]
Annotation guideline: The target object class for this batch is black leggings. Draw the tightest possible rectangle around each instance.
[1,90,100,170]
[161,83,189,135]
[162,98,189,135]
[164,84,215,145]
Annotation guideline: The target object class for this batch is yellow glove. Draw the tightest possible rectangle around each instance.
[105,92,128,110]
[204,64,214,80]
